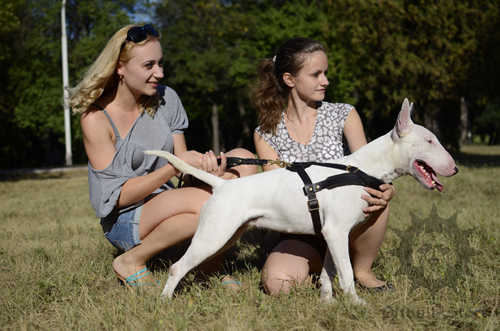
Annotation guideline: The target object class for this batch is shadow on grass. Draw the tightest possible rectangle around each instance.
[144,228,280,275]
[0,167,88,182]
[0,172,66,182]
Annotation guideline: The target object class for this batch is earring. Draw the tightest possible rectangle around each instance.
[119,74,124,80]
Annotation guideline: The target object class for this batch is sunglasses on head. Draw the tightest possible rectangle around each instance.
[121,24,159,50]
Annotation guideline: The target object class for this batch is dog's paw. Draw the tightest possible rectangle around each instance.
[321,295,337,304]
[352,297,367,306]
[160,285,176,300]
[320,289,335,303]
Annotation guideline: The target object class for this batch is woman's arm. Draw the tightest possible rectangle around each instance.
[82,112,184,209]
[254,131,281,172]
[342,108,367,153]
[172,133,227,176]
[81,111,119,171]
[343,109,395,214]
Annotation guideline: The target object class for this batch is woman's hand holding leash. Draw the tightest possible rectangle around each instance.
[202,150,226,177]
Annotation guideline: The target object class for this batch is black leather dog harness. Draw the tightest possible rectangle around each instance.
[222,157,386,237]
[285,162,385,237]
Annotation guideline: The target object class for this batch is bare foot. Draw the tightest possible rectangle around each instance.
[355,271,386,288]
[112,252,157,290]
[221,274,242,291]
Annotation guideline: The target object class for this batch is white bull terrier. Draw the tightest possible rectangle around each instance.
[145,98,458,304]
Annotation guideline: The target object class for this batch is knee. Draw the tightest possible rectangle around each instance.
[228,148,255,159]
[227,148,257,177]
[261,268,307,296]
[262,269,289,296]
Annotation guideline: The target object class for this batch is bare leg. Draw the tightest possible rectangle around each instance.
[221,148,258,180]
[113,148,257,282]
[261,240,324,296]
[349,206,390,288]
[113,187,210,281]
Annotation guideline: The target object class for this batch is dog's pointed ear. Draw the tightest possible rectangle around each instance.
[393,98,414,139]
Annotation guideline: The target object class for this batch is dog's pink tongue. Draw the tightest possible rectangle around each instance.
[432,173,443,192]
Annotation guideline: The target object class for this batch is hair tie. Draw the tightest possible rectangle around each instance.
[272,55,276,63]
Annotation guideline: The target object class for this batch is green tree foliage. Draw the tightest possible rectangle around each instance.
[248,0,358,105]
[154,0,256,153]
[0,0,134,168]
[1,0,499,169]
[320,0,496,147]
[0,0,24,166]
[466,1,500,144]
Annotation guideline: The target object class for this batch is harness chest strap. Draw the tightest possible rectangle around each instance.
[286,163,385,237]
[216,157,386,236]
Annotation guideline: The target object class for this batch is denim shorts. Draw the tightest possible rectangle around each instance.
[100,205,143,251]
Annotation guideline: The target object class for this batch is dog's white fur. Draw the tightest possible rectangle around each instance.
[145,99,458,304]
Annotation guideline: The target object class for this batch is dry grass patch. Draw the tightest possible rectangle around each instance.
[1,150,499,330]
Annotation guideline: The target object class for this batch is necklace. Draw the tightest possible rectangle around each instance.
[286,109,318,145]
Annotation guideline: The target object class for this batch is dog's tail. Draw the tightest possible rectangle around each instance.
[144,150,225,189]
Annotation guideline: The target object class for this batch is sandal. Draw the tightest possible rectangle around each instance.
[358,282,394,292]
[114,267,160,292]
[221,270,242,286]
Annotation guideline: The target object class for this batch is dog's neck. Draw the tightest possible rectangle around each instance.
[339,131,407,183]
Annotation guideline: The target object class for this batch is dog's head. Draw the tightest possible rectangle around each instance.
[391,99,458,192]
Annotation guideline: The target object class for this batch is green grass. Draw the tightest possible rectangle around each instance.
[1,148,499,330]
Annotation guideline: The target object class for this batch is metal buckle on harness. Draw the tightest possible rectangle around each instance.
[265,159,291,168]
[307,199,320,211]
[346,165,359,173]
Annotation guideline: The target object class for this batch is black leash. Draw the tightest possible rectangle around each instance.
[222,156,290,168]
[220,157,386,237]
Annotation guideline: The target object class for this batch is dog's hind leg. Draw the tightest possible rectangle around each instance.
[160,212,243,299]
[322,226,365,305]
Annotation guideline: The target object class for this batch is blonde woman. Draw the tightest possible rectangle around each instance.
[253,37,395,295]
[69,25,256,290]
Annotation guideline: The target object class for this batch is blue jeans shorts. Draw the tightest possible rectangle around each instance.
[100,205,143,251]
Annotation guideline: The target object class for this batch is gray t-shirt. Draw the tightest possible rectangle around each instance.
[88,86,189,218]
[255,102,353,163]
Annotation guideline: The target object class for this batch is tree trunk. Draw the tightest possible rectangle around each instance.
[459,96,469,146]
[211,102,220,154]
[423,110,441,140]
[236,97,250,148]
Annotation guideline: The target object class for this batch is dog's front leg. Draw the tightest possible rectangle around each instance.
[322,227,365,305]
[319,250,336,303]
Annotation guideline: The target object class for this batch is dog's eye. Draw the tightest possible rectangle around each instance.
[427,139,433,144]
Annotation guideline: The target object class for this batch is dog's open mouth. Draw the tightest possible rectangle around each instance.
[414,160,443,192]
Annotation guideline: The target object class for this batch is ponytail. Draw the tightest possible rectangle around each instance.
[252,37,326,134]
[252,58,287,134]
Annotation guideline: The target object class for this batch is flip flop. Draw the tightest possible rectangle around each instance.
[358,282,394,292]
[220,271,241,286]
[114,267,160,292]
[221,279,242,286]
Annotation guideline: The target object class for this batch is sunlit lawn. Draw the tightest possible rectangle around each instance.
[0,147,499,330]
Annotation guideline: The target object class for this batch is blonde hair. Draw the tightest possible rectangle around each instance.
[68,25,161,116]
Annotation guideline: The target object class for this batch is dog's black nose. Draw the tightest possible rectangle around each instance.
[453,166,459,175]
